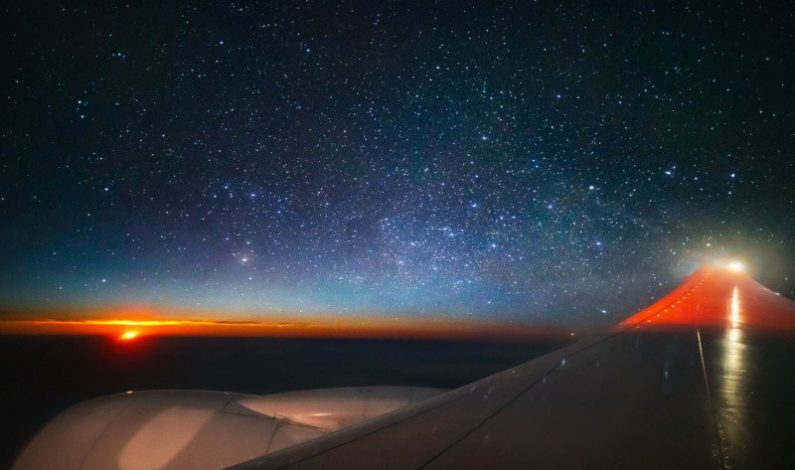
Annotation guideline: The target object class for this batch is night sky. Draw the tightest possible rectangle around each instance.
[2,1,794,327]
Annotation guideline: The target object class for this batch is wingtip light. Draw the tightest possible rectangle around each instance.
[725,260,746,273]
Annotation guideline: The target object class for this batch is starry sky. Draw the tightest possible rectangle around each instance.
[2,1,794,328]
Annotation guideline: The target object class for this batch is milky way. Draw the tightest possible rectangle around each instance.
[2,1,794,326]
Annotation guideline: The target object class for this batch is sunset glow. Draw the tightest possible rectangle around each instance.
[119,330,140,341]
[0,316,574,342]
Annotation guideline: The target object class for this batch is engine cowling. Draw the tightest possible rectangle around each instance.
[12,386,445,470]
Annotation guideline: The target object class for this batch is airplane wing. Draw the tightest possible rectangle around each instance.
[13,265,795,469]
[232,266,795,469]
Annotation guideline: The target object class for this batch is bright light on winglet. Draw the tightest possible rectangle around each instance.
[725,260,746,273]
[119,330,140,341]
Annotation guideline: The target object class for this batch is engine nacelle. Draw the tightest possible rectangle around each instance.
[13,386,445,470]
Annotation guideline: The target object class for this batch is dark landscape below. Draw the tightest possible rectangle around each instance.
[0,334,569,466]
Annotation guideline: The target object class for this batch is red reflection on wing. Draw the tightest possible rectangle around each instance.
[620,267,795,332]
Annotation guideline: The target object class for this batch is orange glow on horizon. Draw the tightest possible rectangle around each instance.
[0,316,574,342]
[119,330,140,341]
